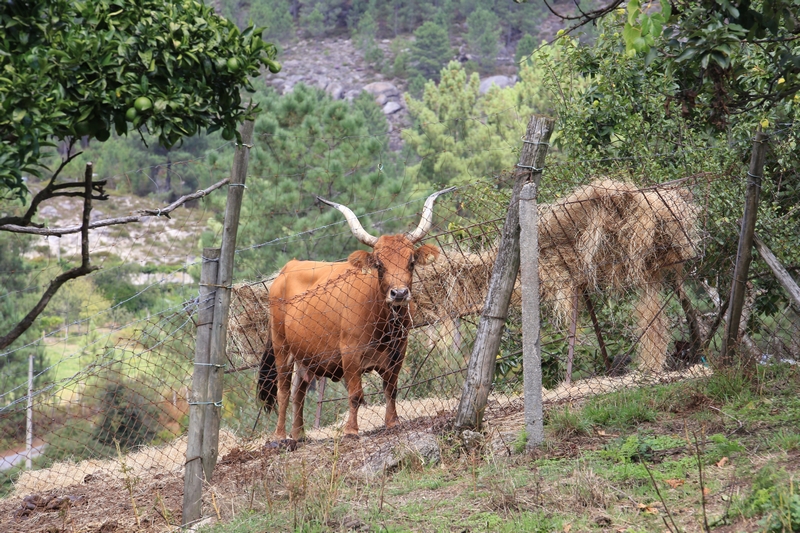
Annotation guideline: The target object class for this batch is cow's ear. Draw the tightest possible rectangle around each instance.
[414,244,440,266]
[348,250,372,269]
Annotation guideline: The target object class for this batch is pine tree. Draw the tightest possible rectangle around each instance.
[214,85,420,278]
[302,6,326,38]
[403,61,552,187]
[466,8,501,73]
[250,0,295,42]
[354,9,384,69]
[515,33,537,68]
[299,0,347,37]
[410,22,452,82]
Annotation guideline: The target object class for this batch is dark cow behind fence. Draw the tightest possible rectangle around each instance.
[258,188,454,439]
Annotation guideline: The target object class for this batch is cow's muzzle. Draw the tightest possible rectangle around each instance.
[387,287,410,306]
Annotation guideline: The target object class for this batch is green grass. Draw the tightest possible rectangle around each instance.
[547,405,590,438]
[581,388,659,429]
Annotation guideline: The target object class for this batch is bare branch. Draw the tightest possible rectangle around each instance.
[81,162,92,268]
[0,177,230,236]
[0,148,83,227]
[543,0,624,22]
[0,162,97,351]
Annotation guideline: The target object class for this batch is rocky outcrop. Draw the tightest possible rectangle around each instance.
[265,38,410,149]
[357,431,441,479]
[479,75,517,94]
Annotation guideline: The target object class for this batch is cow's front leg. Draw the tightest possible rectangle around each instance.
[342,355,363,437]
[380,368,400,429]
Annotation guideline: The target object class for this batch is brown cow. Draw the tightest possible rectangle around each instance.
[258,188,454,440]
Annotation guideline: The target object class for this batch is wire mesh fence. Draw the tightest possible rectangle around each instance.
[1,111,797,532]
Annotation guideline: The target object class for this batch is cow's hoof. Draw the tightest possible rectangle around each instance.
[343,433,360,440]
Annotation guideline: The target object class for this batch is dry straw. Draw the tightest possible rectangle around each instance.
[539,178,699,372]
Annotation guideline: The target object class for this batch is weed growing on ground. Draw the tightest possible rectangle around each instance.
[547,405,591,438]
[115,440,140,527]
[581,388,658,429]
[769,428,800,452]
[703,365,753,404]
[512,429,528,454]
[705,433,745,464]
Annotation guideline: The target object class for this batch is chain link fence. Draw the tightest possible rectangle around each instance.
[1,117,797,531]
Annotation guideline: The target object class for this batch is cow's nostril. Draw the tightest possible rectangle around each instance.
[390,288,409,301]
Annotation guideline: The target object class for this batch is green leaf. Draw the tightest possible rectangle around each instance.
[641,16,653,36]
[644,46,658,66]
[713,43,732,55]
[623,22,642,50]
[650,19,663,38]
[12,108,27,123]
[675,48,698,63]
[711,52,730,69]
[138,49,152,65]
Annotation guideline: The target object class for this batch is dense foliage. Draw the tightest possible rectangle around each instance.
[0,0,279,201]
[218,0,546,44]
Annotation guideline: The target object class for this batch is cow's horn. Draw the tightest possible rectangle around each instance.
[406,186,456,243]
[317,196,379,247]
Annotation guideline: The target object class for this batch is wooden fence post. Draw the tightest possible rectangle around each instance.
[202,120,254,481]
[182,248,220,526]
[455,115,555,431]
[754,234,800,311]
[721,129,768,365]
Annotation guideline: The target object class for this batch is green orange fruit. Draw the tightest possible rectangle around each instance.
[265,59,282,73]
[134,96,153,112]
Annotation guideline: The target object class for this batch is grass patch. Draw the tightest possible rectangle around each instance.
[547,405,590,438]
[581,388,659,429]
[768,428,800,452]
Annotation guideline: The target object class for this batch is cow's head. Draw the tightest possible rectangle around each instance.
[318,187,454,307]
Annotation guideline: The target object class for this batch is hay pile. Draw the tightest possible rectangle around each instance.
[229,277,275,363]
[539,178,699,372]
[412,248,498,325]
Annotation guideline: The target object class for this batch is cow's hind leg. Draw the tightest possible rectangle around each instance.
[273,352,293,440]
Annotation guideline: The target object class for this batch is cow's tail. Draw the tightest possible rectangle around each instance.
[257,338,278,412]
